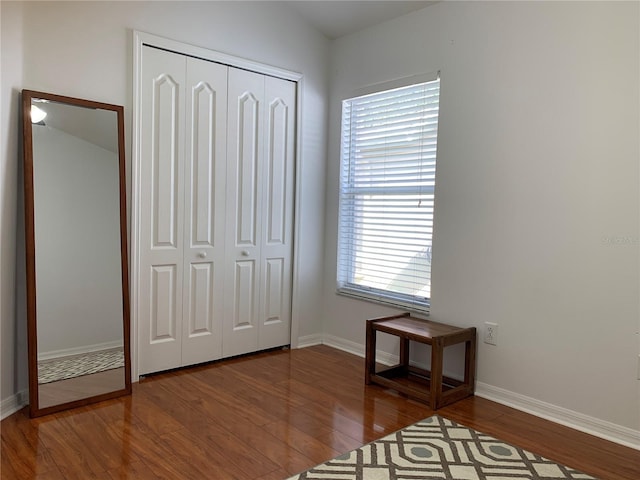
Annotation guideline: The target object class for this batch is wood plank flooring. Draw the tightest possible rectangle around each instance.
[2,345,638,479]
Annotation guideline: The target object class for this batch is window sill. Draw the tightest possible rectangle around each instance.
[336,287,430,316]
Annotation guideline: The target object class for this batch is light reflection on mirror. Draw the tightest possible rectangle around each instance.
[30,105,47,123]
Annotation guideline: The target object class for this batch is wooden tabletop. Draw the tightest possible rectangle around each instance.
[370,314,472,340]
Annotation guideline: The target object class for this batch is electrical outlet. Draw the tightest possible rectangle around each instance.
[484,322,498,346]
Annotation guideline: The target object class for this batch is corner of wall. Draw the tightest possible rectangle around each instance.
[1,390,28,420]
[1,0,27,411]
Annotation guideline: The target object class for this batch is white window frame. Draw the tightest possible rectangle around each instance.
[336,73,440,314]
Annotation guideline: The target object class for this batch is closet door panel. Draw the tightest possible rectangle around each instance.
[264,258,285,322]
[259,77,296,349]
[187,263,213,334]
[265,97,288,245]
[236,92,260,247]
[234,260,257,329]
[150,265,178,340]
[189,83,217,246]
[152,76,180,248]
[138,46,186,375]
[182,58,227,365]
[223,69,265,357]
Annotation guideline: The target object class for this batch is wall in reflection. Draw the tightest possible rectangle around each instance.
[33,122,123,362]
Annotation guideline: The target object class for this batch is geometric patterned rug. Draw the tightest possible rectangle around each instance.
[286,415,596,479]
[37,347,124,384]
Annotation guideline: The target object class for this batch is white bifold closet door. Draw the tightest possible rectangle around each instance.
[138,45,295,375]
[223,69,295,358]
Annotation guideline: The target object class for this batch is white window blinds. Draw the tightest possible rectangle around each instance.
[337,78,440,312]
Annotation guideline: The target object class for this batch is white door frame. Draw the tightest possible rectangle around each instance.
[131,30,304,378]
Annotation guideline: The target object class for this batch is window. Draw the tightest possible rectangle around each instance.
[337,77,440,312]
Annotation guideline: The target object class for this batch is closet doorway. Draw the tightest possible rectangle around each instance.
[132,32,300,376]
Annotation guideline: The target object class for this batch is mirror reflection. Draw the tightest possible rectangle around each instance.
[23,90,131,416]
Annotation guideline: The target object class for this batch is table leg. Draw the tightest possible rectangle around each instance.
[464,330,477,393]
[399,338,409,373]
[365,320,376,384]
[430,337,443,409]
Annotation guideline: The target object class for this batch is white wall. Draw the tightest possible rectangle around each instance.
[1,0,28,415]
[323,1,639,440]
[1,1,329,412]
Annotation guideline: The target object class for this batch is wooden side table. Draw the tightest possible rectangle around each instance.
[365,312,476,410]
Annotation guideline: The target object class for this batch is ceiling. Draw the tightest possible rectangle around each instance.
[284,1,436,39]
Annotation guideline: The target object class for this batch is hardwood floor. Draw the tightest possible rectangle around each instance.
[2,345,638,479]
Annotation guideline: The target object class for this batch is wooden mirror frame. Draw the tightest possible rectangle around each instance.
[22,90,131,417]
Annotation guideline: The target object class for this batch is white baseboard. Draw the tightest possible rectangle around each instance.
[296,334,324,348]
[322,334,363,354]
[323,333,400,366]
[320,334,640,450]
[322,334,462,379]
[1,390,28,420]
[475,382,640,451]
[322,335,400,367]
[38,340,124,361]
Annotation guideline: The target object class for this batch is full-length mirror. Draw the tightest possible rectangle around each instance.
[22,90,131,417]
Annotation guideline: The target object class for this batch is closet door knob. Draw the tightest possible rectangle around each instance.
[241,250,250,257]
[198,252,207,259]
